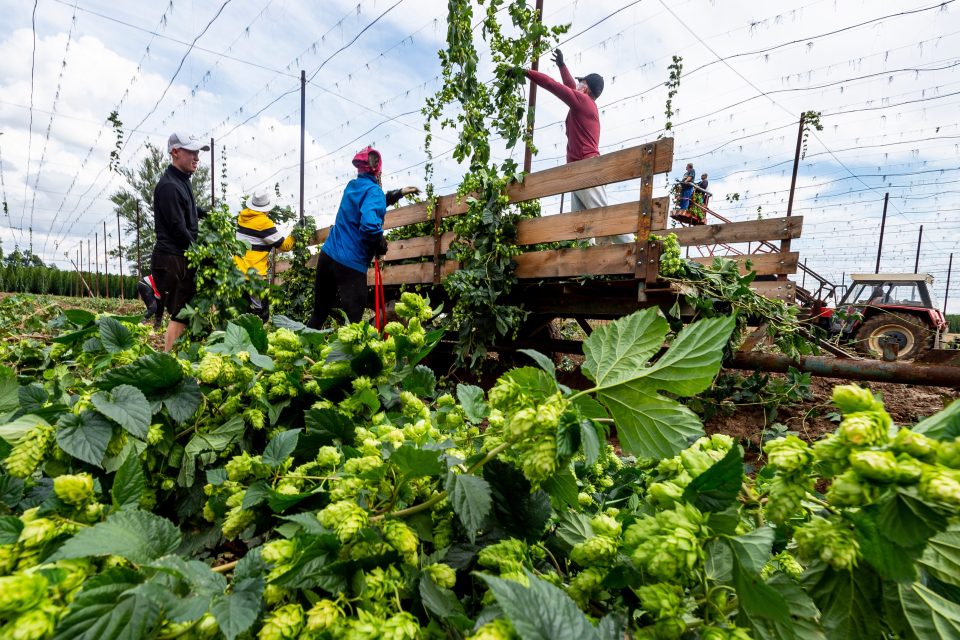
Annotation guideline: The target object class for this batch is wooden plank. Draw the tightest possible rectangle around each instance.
[749,280,797,303]
[513,244,634,279]
[689,252,799,276]
[672,216,803,248]
[501,139,674,210]
[513,197,669,245]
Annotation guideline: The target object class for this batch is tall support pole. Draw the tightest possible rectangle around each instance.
[914,225,923,274]
[78,242,84,298]
[103,221,110,299]
[210,138,216,208]
[299,70,306,221]
[117,211,124,301]
[785,113,805,219]
[136,200,142,277]
[875,192,888,273]
[945,252,953,314]
[801,259,807,290]
[523,0,545,175]
[94,233,99,297]
[76,248,80,298]
[87,239,92,297]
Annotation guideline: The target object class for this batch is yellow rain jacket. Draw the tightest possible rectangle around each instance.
[233,208,295,277]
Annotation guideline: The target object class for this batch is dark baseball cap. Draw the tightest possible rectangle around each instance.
[576,73,604,98]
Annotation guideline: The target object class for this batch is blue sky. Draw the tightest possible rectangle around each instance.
[1,0,958,311]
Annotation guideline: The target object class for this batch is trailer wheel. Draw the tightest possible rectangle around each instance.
[854,312,933,360]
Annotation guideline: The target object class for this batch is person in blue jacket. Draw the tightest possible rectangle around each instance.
[306,146,419,329]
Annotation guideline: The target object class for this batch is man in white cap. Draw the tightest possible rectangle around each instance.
[234,190,295,320]
[151,131,209,351]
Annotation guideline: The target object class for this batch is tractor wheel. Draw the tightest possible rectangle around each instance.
[854,312,933,360]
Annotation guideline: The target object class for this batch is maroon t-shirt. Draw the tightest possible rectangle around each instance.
[526,65,601,163]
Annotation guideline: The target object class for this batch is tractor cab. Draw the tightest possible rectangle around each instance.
[828,273,947,360]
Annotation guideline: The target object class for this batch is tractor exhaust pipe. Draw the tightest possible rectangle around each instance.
[727,352,960,388]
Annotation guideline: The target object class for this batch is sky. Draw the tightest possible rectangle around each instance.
[0,0,958,312]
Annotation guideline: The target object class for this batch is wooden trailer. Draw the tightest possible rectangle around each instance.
[276,139,803,336]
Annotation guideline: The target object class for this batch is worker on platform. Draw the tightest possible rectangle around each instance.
[678,163,696,211]
[234,190,295,321]
[521,50,630,244]
[306,147,419,329]
[698,173,710,207]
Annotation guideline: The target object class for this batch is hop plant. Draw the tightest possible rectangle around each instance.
[1,605,58,640]
[424,563,457,589]
[838,412,889,447]
[892,428,938,461]
[636,582,684,618]
[258,603,304,640]
[848,450,899,483]
[765,435,812,473]
[5,424,54,478]
[832,384,881,414]
[318,500,369,542]
[53,473,95,506]
[936,437,960,469]
[0,574,48,614]
[624,504,706,582]
[919,468,960,505]
[262,539,297,566]
[381,611,421,640]
[469,618,516,640]
[381,519,419,565]
[825,469,878,507]
[650,233,684,277]
[306,599,342,632]
[197,353,225,384]
[571,535,618,568]
[794,516,860,570]
[765,473,812,524]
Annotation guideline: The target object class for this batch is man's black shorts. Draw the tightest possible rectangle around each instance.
[151,251,196,325]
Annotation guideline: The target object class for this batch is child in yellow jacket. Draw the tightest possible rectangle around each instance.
[234,190,294,319]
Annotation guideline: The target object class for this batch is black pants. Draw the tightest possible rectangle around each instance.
[307,251,367,329]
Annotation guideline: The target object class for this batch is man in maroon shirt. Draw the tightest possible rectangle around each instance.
[525,50,628,243]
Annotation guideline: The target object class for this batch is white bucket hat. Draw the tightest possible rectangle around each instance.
[247,190,274,213]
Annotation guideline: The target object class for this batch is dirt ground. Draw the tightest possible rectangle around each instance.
[704,374,959,453]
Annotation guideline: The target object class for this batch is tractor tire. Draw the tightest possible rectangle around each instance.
[854,312,934,360]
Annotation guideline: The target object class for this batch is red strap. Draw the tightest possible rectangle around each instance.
[373,258,385,332]
[147,274,161,298]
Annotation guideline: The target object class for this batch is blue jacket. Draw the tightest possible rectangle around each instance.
[321,173,387,273]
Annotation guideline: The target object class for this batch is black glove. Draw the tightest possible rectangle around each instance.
[371,234,388,257]
[551,48,564,67]
[507,66,527,82]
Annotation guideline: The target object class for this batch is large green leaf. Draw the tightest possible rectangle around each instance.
[161,377,202,424]
[62,308,97,326]
[641,315,738,396]
[53,568,161,640]
[587,313,735,458]
[875,488,948,548]
[849,509,921,582]
[743,573,826,640]
[582,308,668,387]
[0,515,23,544]
[184,416,245,456]
[233,314,269,353]
[262,429,301,468]
[598,386,705,459]
[480,571,599,640]
[897,581,960,640]
[99,317,134,354]
[97,353,184,395]
[111,453,145,511]
[804,561,882,640]
[0,374,19,419]
[683,444,743,512]
[419,572,465,618]
[51,509,181,564]
[920,525,960,587]
[446,472,492,543]
[456,384,488,424]
[728,527,775,575]
[210,575,263,640]
[92,384,151,439]
[913,399,960,441]
[56,411,113,468]
[402,365,437,397]
[390,445,444,479]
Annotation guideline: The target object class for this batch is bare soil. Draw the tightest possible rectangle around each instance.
[704,374,959,453]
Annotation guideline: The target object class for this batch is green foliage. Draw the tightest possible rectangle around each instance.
[270,217,316,321]
[423,0,568,367]
[182,203,269,340]
[663,55,683,133]
[0,298,958,637]
[689,368,813,422]
[800,110,825,160]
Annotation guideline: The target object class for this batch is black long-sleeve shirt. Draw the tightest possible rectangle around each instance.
[153,165,199,256]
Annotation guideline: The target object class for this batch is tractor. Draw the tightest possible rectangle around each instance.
[821,273,947,360]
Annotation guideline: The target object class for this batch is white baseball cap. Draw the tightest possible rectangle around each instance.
[167,132,210,153]
[246,190,275,212]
